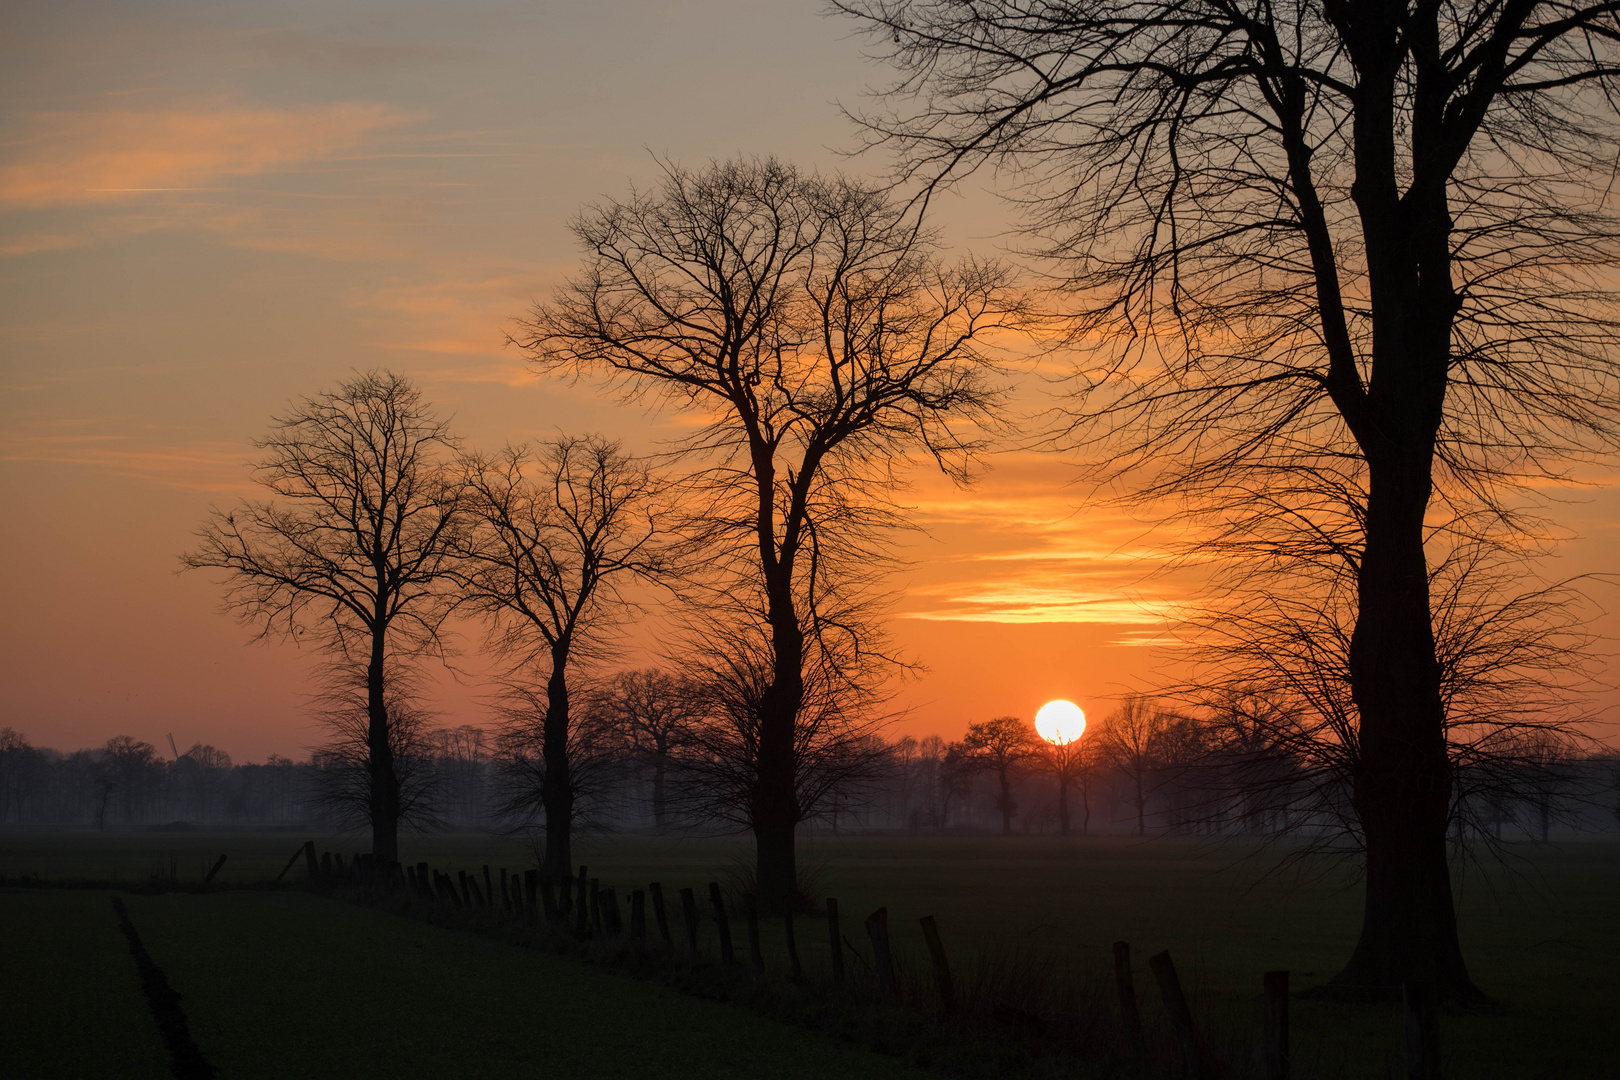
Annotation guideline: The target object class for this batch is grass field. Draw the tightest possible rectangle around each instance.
[4,829,1616,1078]
[2,885,929,1080]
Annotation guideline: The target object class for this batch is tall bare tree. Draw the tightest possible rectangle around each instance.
[840,0,1620,998]
[516,157,1032,908]
[458,435,664,875]
[184,370,465,863]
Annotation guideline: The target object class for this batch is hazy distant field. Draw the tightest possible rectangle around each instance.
[4,830,1616,1078]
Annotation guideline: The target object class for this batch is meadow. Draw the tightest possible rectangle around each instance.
[3,830,1616,1078]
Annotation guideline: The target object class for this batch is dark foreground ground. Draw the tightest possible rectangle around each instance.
[3,832,1616,1078]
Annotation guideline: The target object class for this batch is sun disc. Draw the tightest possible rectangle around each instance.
[1035,700,1086,745]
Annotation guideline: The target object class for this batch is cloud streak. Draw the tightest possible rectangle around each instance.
[0,101,411,207]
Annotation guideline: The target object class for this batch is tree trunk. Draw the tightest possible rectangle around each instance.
[1334,454,1474,999]
[1325,100,1479,995]
[753,619,803,910]
[366,632,399,865]
[997,768,1014,835]
[652,735,668,830]
[1133,770,1146,836]
[750,448,806,913]
[541,645,574,877]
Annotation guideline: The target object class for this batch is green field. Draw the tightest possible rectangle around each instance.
[4,830,1616,1078]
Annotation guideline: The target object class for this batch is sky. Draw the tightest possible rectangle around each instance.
[2,0,1616,762]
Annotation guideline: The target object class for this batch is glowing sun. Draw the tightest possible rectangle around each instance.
[1035,700,1086,745]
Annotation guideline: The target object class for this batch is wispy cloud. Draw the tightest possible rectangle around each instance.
[892,453,1189,624]
[0,101,412,208]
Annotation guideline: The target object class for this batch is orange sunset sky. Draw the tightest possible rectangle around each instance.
[3,1,1617,762]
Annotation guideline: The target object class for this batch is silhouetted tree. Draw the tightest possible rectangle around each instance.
[1096,698,1173,837]
[939,741,976,828]
[517,157,1032,907]
[458,436,664,875]
[0,728,43,823]
[184,370,467,863]
[956,716,1042,834]
[1037,730,1098,837]
[102,736,162,824]
[597,668,704,829]
[840,0,1620,998]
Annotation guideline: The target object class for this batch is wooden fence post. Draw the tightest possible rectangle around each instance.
[709,882,735,964]
[1264,970,1289,1080]
[439,871,463,908]
[680,887,701,956]
[919,915,955,1014]
[1403,981,1441,1080]
[745,894,765,973]
[302,840,318,881]
[631,889,647,948]
[865,907,897,1004]
[590,879,605,937]
[826,898,845,980]
[650,883,673,952]
[275,842,307,883]
[783,909,803,980]
[204,854,227,886]
[416,862,430,898]
[558,874,574,920]
[1113,941,1148,1058]
[499,868,510,913]
[483,866,495,909]
[1149,950,1208,1080]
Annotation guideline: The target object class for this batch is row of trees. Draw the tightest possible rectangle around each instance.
[9,710,1616,842]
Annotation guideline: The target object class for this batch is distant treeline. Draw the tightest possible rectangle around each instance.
[4,711,1617,840]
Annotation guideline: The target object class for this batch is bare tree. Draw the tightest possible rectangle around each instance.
[839,0,1620,998]
[1094,698,1174,837]
[939,740,976,828]
[183,370,465,863]
[1037,731,1099,837]
[956,715,1042,834]
[458,436,664,875]
[102,736,162,825]
[596,668,704,830]
[516,157,1033,908]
